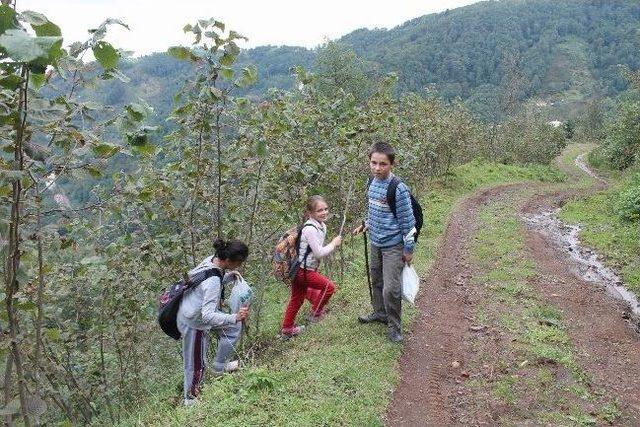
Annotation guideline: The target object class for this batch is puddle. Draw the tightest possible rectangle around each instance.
[575,153,607,184]
[523,155,640,330]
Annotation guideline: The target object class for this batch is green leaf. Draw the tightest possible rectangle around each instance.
[198,18,215,29]
[33,20,62,37]
[80,255,103,265]
[256,139,267,156]
[213,21,225,32]
[132,142,155,156]
[228,31,247,42]
[91,143,120,158]
[27,97,67,121]
[92,40,119,70]
[236,65,257,87]
[29,72,46,89]
[220,52,236,67]
[167,46,191,61]
[24,142,50,162]
[16,301,37,312]
[0,5,17,36]
[102,67,130,82]
[0,29,62,63]
[125,103,148,121]
[58,236,74,249]
[0,74,22,90]
[210,87,223,99]
[19,11,48,26]
[44,328,61,341]
[220,67,233,79]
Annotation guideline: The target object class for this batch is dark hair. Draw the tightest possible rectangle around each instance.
[213,238,249,262]
[368,141,395,164]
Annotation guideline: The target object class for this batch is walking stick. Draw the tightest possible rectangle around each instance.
[363,230,372,303]
[313,182,354,317]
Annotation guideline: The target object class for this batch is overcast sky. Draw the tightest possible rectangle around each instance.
[18,0,481,55]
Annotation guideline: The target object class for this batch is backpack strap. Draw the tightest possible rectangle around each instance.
[297,223,318,269]
[387,176,402,218]
[367,175,402,218]
[185,267,224,297]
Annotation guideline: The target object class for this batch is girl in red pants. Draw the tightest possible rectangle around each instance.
[281,196,341,338]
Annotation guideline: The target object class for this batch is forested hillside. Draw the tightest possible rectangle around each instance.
[96,0,640,122]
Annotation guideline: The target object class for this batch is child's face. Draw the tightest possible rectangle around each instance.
[369,152,393,179]
[309,201,330,223]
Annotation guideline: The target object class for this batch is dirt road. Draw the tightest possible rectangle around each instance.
[387,147,640,426]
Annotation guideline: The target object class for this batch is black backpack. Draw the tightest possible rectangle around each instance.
[157,267,224,340]
[367,176,424,243]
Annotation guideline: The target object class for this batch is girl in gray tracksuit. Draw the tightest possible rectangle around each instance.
[177,239,249,405]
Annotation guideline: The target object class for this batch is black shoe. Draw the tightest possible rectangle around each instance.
[388,329,403,343]
[358,313,388,324]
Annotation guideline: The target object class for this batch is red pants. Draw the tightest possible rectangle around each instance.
[282,269,336,329]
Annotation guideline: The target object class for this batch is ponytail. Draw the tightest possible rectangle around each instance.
[213,238,249,262]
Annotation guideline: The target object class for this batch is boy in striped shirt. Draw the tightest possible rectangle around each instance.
[354,142,416,343]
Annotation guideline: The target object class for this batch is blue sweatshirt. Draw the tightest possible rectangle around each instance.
[366,173,416,253]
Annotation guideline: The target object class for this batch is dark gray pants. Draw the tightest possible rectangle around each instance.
[182,322,242,399]
[370,243,404,333]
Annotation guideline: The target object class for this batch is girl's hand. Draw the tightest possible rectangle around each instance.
[332,236,343,247]
[236,306,249,322]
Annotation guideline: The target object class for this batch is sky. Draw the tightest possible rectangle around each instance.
[18,0,481,56]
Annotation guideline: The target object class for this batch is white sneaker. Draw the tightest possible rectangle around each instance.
[184,398,198,407]
[224,360,240,372]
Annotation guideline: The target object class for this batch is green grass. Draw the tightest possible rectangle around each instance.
[558,162,640,297]
[469,200,611,425]
[118,161,565,426]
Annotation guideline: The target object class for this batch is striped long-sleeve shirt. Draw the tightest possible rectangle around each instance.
[366,173,416,253]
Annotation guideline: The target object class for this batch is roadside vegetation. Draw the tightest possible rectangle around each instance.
[558,70,640,297]
[0,1,636,425]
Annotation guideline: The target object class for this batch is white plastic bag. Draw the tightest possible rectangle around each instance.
[402,265,419,304]
[228,274,254,313]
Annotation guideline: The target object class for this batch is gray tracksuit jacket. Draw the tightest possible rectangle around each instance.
[177,256,238,332]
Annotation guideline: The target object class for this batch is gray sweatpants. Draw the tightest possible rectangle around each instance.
[370,243,404,333]
[182,322,242,399]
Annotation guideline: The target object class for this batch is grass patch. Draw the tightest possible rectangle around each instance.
[117,161,565,426]
[469,200,600,424]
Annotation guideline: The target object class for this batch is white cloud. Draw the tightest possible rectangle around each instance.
[19,0,481,55]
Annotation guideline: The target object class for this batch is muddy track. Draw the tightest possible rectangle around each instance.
[387,153,640,426]
[386,183,525,426]
[521,184,640,423]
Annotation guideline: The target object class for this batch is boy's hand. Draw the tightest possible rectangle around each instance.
[402,251,413,265]
[352,224,368,235]
[236,306,249,322]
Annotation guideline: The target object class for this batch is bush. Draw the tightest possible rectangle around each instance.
[618,174,640,222]
[603,100,640,170]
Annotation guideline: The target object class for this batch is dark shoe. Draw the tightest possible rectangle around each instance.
[388,329,403,343]
[358,313,388,324]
